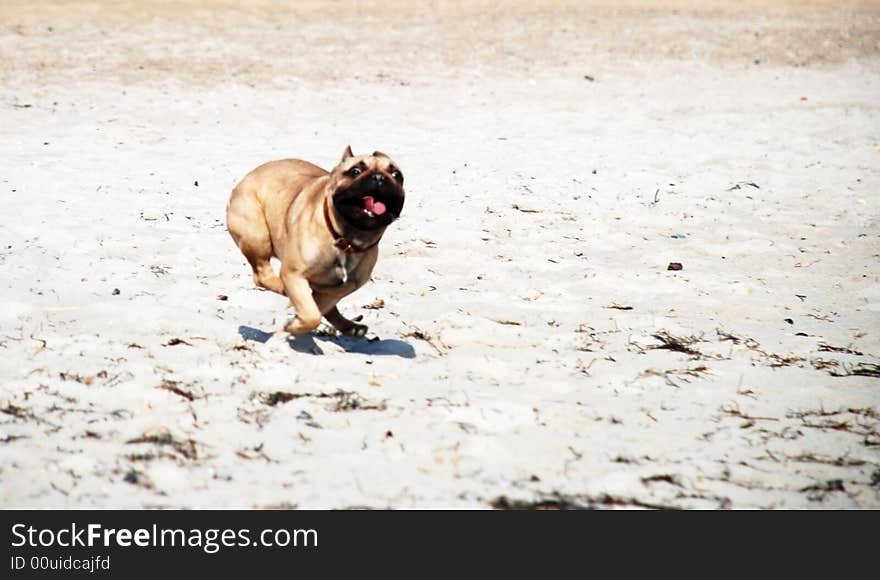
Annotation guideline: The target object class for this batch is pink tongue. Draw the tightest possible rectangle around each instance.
[364,196,387,216]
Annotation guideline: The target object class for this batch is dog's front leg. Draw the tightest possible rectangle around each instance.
[280,271,322,334]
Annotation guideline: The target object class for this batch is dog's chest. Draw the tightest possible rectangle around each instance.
[311,250,364,289]
[334,253,352,285]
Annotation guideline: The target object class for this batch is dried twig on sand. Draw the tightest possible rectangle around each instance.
[157,379,200,401]
[818,343,864,356]
[646,331,708,358]
[257,390,386,412]
[811,359,880,378]
[642,365,710,382]
[829,362,880,378]
[490,492,684,510]
[719,402,779,422]
[403,326,449,355]
[126,432,199,461]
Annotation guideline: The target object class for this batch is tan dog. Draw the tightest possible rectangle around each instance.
[226,146,405,337]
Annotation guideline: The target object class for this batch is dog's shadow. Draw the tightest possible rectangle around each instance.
[238,325,416,358]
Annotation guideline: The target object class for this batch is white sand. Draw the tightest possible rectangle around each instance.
[1,1,878,508]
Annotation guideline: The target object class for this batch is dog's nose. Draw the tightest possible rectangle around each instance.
[371,173,385,185]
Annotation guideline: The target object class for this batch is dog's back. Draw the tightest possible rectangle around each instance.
[226,158,328,291]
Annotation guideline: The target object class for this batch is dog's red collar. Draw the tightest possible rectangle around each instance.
[323,198,379,254]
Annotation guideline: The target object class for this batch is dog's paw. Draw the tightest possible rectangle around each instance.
[283,315,321,335]
[341,323,368,337]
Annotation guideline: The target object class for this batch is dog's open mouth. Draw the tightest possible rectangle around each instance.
[361,195,387,218]
[334,181,403,230]
[337,192,393,218]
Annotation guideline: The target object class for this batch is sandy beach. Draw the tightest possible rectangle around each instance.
[1,0,879,508]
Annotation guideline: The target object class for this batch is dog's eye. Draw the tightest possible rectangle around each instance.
[390,170,403,183]
[349,167,362,177]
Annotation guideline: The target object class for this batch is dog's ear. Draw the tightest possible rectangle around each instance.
[372,150,389,158]
[341,145,354,162]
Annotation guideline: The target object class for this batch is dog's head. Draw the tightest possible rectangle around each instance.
[328,146,405,231]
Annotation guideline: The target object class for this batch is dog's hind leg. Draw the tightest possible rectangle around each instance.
[243,245,285,295]
[226,188,285,295]
[317,295,368,337]
[325,306,367,337]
